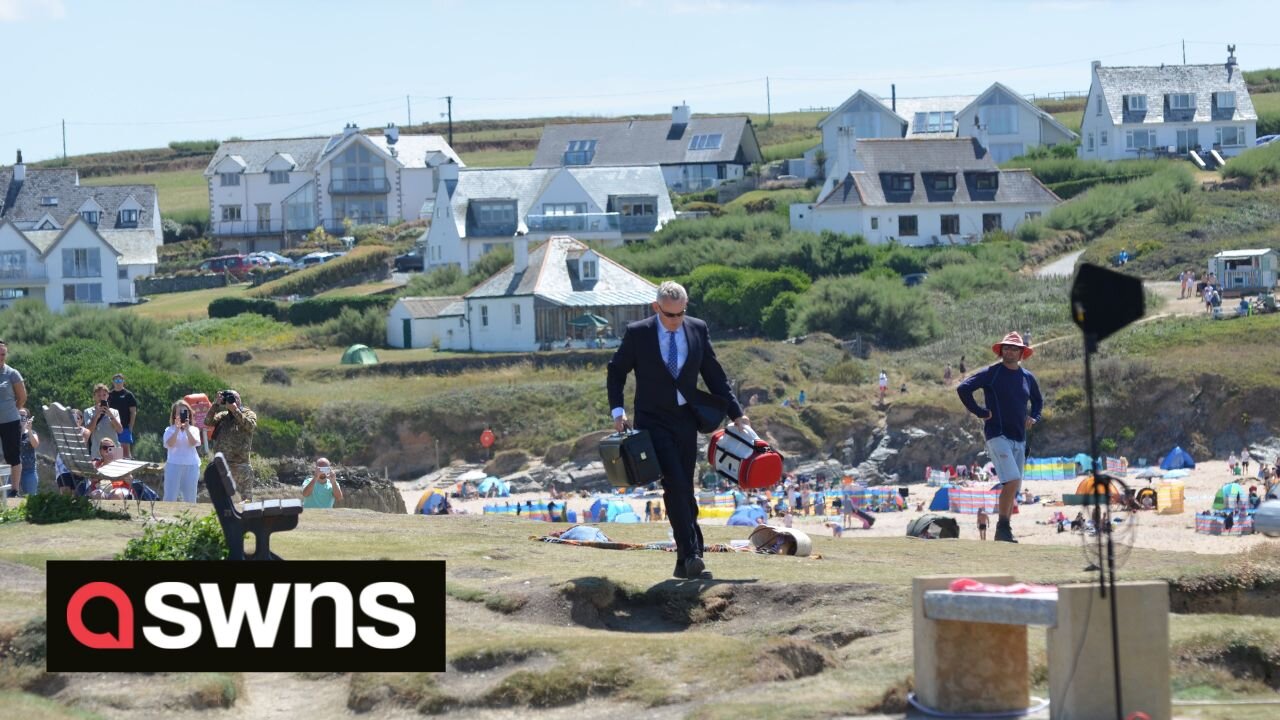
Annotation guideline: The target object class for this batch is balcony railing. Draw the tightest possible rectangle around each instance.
[0,266,49,283]
[526,212,621,233]
[620,215,659,234]
[328,178,390,194]
[322,216,390,233]
[213,219,287,236]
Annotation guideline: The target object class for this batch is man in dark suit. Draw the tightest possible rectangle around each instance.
[607,281,749,579]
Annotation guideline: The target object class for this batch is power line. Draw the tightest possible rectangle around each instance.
[0,122,60,138]
[67,96,406,128]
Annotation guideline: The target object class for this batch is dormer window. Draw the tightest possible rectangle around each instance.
[581,258,597,280]
[926,173,956,192]
[1168,93,1194,110]
[974,173,998,191]
[269,170,290,184]
[118,209,140,227]
[1125,95,1147,112]
[1215,91,1236,109]
[81,210,100,226]
[41,196,58,206]
[563,140,596,165]
[219,172,240,187]
[887,174,914,192]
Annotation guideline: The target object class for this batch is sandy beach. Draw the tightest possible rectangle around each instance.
[397,459,1275,555]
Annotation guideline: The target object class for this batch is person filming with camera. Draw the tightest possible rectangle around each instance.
[208,389,258,499]
[163,400,201,502]
[82,383,123,461]
[301,457,344,509]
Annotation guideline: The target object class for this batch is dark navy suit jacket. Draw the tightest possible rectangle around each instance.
[606,314,742,421]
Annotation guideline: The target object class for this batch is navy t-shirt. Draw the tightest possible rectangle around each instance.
[956,362,1043,442]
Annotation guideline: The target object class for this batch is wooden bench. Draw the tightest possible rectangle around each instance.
[204,453,302,560]
[912,574,1170,720]
[41,402,161,513]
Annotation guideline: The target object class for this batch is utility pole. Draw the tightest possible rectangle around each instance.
[62,119,67,163]
[445,96,453,146]
[407,95,412,127]
[1182,39,1186,65]
[766,77,772,125]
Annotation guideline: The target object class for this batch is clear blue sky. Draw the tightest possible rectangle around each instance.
[4,0,1280,162]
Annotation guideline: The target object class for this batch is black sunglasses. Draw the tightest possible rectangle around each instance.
[659,309,686,319]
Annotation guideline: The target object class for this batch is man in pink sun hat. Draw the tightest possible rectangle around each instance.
[956,332,1043,543]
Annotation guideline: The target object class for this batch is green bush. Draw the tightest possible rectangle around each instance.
[928,263,1015,300]
[287,295,394,326]
[822,357,870,385]
[1155,192,1198,225]
[1044,165,1195,237]
[208,296,284,320]
[680,265,809,333]
[403,265,468,297]
[761,292,799,340]
[741,196,776,214]
[680,201,724,217]
[168,139,220,154]
[248,245,393,298]
[24,493,131,524]
[255,416,303,458]
[117,512,228,560]
[791,275,939,348]
[302,307,387,347]
[168,314,295,347]
[1221,141,1280,187]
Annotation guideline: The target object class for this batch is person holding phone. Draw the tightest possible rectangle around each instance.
[301,457,343,509]
[13,408,39,496]
[163,400,201,502]
[82,383,123,461]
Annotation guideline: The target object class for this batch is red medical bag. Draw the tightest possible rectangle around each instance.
[707,425,784,490]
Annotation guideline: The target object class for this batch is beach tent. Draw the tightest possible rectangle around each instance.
[340,344,379,365]
[906,514,960,539]
[1213,482,1246,510]
[1075,476,1122,503]
[477,476,510,497]
[929,486,952,511]
[1160,446,1196,471]
[727,505,766,526]
[588,497,637,522]
[414,490,449,515]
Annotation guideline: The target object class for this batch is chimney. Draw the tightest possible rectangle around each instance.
[385,123,399,145]
[13,150,24,182]
[513,232,529,274]
[1092,60,1102,71]
[891,84,896,113]
[342,123,359,137]
[438,160,459,182]
[671,102,691,126]
[1226,44,1238,79]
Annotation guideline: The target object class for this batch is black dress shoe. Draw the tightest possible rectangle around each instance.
[684,556,706,578]
[673,560,688,579]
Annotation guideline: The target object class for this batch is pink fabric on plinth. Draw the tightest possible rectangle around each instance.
[948,578,1057,594]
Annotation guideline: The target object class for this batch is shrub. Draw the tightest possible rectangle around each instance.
[254,416,302,458]
[403,265,467,297]
[170,315,294,347]
[286,295,394,326]
[168,139,220,154]
[742,196,776,214]
[822,357,870,385]
[791,276,939,348]
[249,245,393,298]
[24,493,131,524]
[1044,165,1195,237]
[680,201,724,217]
[928,263,1015,300]
[117,512,228,560]
[1155,192,1198,225]
[761,291,799,340]
[1221,141,1280,187]
[208,297,284,320]
[680,265,809,333]
[303,307,387,347]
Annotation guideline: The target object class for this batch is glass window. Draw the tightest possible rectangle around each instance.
[543,203,586,216]
[1100,131,1108,147]
[118,267,128,280]
[870,217,878,230]
[62,283,102,303]
[221,205,242,222]
[512,304,521,325]
[974,173,998,190]
[480,305,489,327]
[269,170,290,184]
[983,213,1003,232]
[941,215,960,235]
[81,210,100,225]
[219,173,240,187]
[983,105,1017,135]
[331,143,387,192]
[1216,126,1245,147]
[1096,95,1103,115]
[119,209,139,225]
[1087,133,1095,151]
[913,113,927,133]
[581,260,597,279]
[888,174,914,192]
[1026,211,1042,220]
[62,248,101,278]
[1216,92,1236,109]
[1126,130,1156,149]
[1169,93,1194,110]
[1126,95,1147,112]
[564,139,596,165]
[688,134,723,151]
[928,174,955,191]
[899,215,918,236]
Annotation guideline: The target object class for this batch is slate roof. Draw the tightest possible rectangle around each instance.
[0,168,157,230]
[204,132,461,175]
[532,116,762,167]
[23,225,158,265]
[397,296,465,319]
[1095,63,1256,125]
[441,165,674,238]
[817,138,1059,208]
[467,235,656,306]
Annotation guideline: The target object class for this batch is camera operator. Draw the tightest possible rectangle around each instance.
[163,400,201,502]
[82,383,123,461]
[208,389,258,500]
[301,457,344,509]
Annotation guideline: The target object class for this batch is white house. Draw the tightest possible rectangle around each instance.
[531,105,763,192]
[423,165,675,273]
[386,296,465,350]
[390,236,656,352]
[1079,48,1257,162]
[806,84,1078,183]
[205,124,463,252]
[791,138,1060,246]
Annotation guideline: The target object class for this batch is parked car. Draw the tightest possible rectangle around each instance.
[394,250,425,272]
[1256,134,1279,147]
[299,251,341,268]
[199,254,253,276]
[903,272,928,287]
[248,251,294,267]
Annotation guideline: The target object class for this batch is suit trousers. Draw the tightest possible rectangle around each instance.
[637,407,702,561]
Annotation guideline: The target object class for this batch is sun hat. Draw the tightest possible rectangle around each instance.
[992,331,1033,359]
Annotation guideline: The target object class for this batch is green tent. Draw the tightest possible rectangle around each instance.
[340,344,379,365]
[568,313,610,327]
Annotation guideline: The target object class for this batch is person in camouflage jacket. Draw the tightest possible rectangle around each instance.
[209,389,258,500]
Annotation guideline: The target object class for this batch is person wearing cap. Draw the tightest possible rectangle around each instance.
[108,373,139,458]
[208,389,258,500]
[956,332,1043,543]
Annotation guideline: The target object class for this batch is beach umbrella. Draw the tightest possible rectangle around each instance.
[1213,482,1246,510]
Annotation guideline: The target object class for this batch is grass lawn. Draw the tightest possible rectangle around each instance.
[1,510,1276,719]
[83,169,208,219]
[1252,91,1280,116]
[125,283,250,322]
[459,149,536,167]
[1053,110,1083,134]
[314,279,404,297]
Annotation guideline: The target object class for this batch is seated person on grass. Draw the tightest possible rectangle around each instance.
[90,438,132,500]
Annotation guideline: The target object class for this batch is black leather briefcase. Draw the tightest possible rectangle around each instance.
[599,429,661,488]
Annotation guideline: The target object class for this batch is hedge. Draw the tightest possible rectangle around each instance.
[208,297,284,320]
[286,295,395,325]
[248,246,393,298]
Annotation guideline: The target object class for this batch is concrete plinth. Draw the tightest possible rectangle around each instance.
[913,575,1030,714]
[1047,582,1170,720]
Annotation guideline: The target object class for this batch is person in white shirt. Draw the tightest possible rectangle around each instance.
[163,400,202,502]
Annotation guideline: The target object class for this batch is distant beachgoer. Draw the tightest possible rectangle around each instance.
[878,371,889,402]
[977,508,989,541]
[944,364,953,383]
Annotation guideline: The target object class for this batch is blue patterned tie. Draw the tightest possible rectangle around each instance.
[666,330,679,378]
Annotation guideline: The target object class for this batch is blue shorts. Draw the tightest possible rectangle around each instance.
[986,436,1026,485]
[118,428,135,445]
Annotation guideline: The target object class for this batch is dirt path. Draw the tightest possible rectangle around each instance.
[1035,249,1085,278]
[229,673,356,720]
